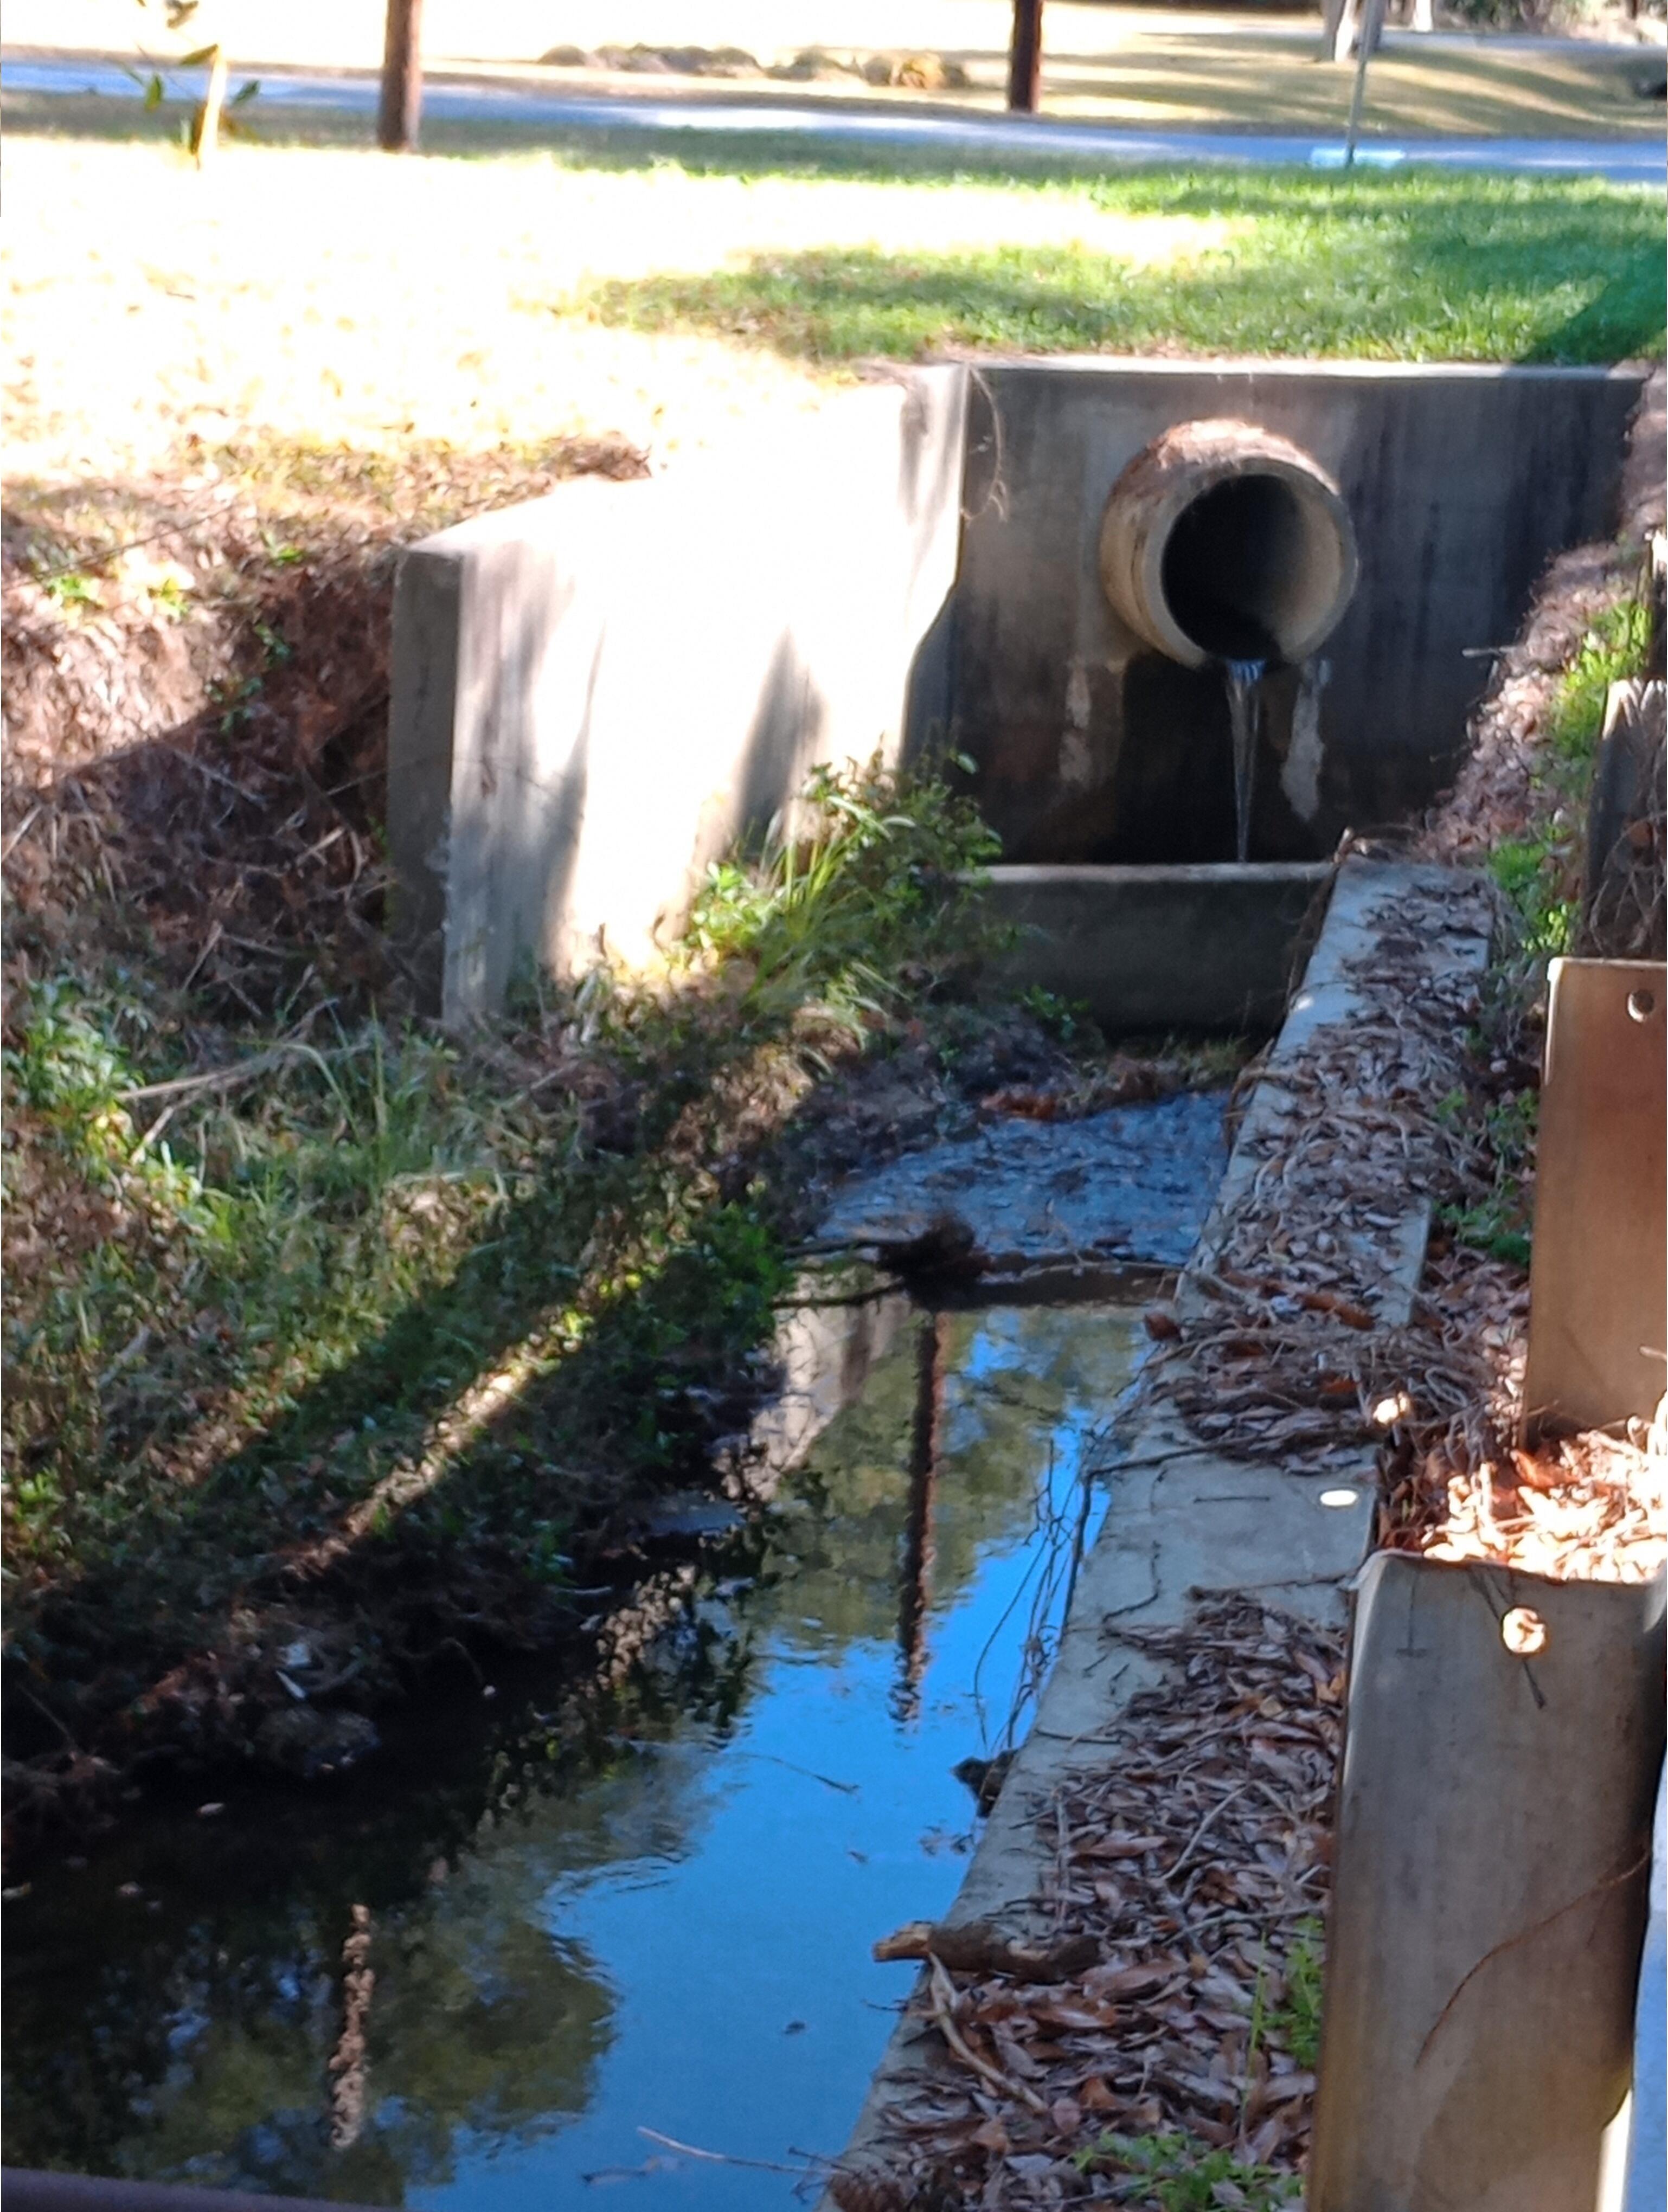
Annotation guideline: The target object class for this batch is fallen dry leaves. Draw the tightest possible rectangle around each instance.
[834,1599,1340,2209]
[1132,870,1507,1489]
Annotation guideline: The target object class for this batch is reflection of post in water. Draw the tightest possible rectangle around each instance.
[896,1311,947,1720]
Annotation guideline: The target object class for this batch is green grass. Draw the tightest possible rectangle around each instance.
[1434,592,1654,1269]
[1485,596,1656,960]
[1074,2131,1301,2210]
[1273,1915,1325,2072]
[578,172,1665,366]
[2,762,1017,1749]
[1543,596,1659,768]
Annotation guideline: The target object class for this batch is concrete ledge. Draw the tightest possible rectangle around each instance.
[1188,858,1498,1325]
[977,860,1332,1034]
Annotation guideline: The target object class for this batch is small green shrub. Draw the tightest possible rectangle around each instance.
[683,754,1003,1032]
[1274,1915,1325,2071]
[1073,2131,1301,2210]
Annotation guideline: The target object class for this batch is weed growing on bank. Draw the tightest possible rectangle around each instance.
[1273,1915,1325,2073]
[684,755,1001,1032]
[1430,590,1655,1266]
[1073,2130,1301,2209]
[1487,596,1656,957]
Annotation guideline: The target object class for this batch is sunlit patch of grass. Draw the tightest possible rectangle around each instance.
[1544,598,1658,771]
[580,173,1665,366]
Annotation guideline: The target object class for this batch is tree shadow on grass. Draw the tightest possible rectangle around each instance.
[6,1027,796,1764]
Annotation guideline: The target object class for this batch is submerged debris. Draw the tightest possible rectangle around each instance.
[820,1088,1230,1277]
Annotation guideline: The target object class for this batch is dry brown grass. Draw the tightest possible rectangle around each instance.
[0,133,1241,498]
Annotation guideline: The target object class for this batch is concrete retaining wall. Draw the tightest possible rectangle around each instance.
[387,368,965,1023]
[949,360,1645,864]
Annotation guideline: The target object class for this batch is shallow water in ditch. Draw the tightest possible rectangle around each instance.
[4,1301,1152,2209]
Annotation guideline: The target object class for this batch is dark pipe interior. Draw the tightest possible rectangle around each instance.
[1160,474,1309,664]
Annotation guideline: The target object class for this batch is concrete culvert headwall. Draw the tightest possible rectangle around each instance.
[1098,419,1359,668]
[386,362,1647,1015]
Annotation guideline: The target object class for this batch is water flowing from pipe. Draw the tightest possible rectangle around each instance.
[1222,658,1266,864]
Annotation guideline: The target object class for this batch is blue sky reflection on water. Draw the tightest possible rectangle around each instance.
[418,1303,1143,2210]
[3,1302,1145,2210]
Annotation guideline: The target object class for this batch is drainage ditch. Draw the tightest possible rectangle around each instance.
[2,1102,1229,2207]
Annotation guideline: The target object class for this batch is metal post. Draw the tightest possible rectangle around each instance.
[1342,0,1386,168]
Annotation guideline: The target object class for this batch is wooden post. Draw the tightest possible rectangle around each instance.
[191,44,228,168]
[1007,0,1043,114]
[378,0,424,151]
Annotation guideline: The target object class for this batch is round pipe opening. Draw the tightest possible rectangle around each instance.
[1100,421,1359,670]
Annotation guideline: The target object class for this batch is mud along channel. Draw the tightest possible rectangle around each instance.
[2,1095,1229,2207]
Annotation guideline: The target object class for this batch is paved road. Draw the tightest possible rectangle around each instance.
[5,52,1664,181]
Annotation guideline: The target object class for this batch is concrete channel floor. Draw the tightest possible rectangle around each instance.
[4,55,1665,179]
[825,858,1498,2198]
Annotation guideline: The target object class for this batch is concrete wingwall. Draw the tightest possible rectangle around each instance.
[944,359,1646,864]
[387,366,967,1024]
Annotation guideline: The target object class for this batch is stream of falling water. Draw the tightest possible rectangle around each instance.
[1223,658,1266,864]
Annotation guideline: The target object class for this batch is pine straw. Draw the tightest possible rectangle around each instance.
[1137,867,1665,1587]
[1134,871,1513,1476]
[832,1599,1341,2210]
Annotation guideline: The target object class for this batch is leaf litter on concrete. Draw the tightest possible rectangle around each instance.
[836,1598,1337,2209]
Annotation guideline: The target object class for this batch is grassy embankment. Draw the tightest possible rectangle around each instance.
[2,122,1661,1815]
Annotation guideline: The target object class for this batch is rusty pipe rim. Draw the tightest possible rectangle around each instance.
[1099,420,1359,671]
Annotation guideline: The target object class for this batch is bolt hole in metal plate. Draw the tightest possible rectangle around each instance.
[1627,987,1656,1023]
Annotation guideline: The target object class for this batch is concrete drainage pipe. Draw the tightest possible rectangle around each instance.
[1099,420,1359,668]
